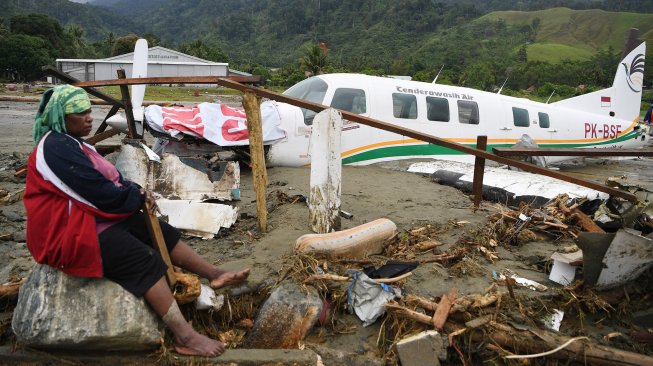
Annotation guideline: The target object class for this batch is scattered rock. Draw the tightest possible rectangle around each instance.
[244,281,322,349]
[11,229,26,242]
[12,264,161,351]
[396,330,447,366]
[310,344,384,366]
[2,209,24,222]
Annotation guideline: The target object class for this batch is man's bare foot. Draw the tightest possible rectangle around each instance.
[210,268,250,289]
[174,332,225,356]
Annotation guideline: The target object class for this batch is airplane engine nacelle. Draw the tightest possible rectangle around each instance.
[267,102,312,167]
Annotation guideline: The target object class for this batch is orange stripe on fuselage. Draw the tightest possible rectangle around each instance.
[342,119,640,156]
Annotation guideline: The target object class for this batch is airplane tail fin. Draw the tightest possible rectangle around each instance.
[552,41,645,122]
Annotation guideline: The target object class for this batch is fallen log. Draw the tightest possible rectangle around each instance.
[404,294,438,312]
[418,248,469,264]
[386,305,653,366]
[0,278,25,300]
[304,272,412,284]
[414,240,442,251]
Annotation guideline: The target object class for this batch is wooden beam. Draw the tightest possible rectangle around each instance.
[142,202,177,288]
[42,65,125,108]
[84,128,122,145]
[73,75,261,88]
[116,70,139,139]
[96,104,120,135]
[472,136,487,211]
[242,91,268,233]
[0,96,171,106]
[493,147,653,157]
[68,77,639,202]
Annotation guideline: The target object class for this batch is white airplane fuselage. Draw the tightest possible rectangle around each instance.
[267,43,648,167]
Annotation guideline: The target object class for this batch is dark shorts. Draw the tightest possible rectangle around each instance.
[98,212,181,297]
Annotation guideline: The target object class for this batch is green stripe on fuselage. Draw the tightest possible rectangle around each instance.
[341,131,643,165]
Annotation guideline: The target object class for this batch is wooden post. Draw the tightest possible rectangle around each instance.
[472,135,488,211]
[242,91,268,233]
[143,202,177,287]
[116,69,138,139]
[309,108,343,233]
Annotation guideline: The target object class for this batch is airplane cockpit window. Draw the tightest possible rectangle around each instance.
[331,88,367,114]
[283,77,328,125]
[538,112,550,128]
[392,93,417,119]
[426,97,450,122]
[512,107,530,127]
[457,100,479,125]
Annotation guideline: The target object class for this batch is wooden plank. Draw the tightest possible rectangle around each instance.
[96,104,120,135]
[493,147,653,157]
[116,70,139,139]
[142,202,177,287]
[84,128,121,145]
[0,96,169,106]
[242,91,268,233]
[73,75,261,88]
[42,65,125,108]
[472,136,487,211]
[68,77,639,202]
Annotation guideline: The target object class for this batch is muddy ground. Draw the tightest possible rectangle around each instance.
[1,98,653,365]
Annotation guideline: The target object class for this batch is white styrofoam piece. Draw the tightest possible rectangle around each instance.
[549,260,576,286]
[157,199,238,239]
[543,309,564,331]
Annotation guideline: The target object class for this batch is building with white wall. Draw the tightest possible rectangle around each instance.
[56,46,249,85]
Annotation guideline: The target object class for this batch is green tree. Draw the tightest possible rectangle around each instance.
[300,43,327,76]
[0,18,9,38]
[111,34,139,56]
[66,24,87,57]
[9,13,73,57]
[179,39,229,62]
[460,62,495,91]
[0,34,52,80]
[143,33,161,47]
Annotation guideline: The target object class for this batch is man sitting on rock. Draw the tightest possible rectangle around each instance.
[24,85,249,357]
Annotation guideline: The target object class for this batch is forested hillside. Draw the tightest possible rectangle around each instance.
[1,0,652,100]
[483,8,653,61]
[2,0,142,39]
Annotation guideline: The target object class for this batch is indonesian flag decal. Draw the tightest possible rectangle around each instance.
[601,96,611,107]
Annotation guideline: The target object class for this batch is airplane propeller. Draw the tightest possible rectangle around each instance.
[106,38,148,135]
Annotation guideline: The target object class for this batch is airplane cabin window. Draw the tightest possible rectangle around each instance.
[426,97,450,122]
[283,77,328,125]
[331,88,367,114]
[457,100,479,125]
[392,93,417,119]
[512,107,530,127]
[538,112,550,128]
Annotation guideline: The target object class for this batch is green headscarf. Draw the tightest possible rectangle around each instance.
[33,85,92,145]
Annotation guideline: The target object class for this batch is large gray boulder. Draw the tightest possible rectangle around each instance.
[12,264,162,351]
